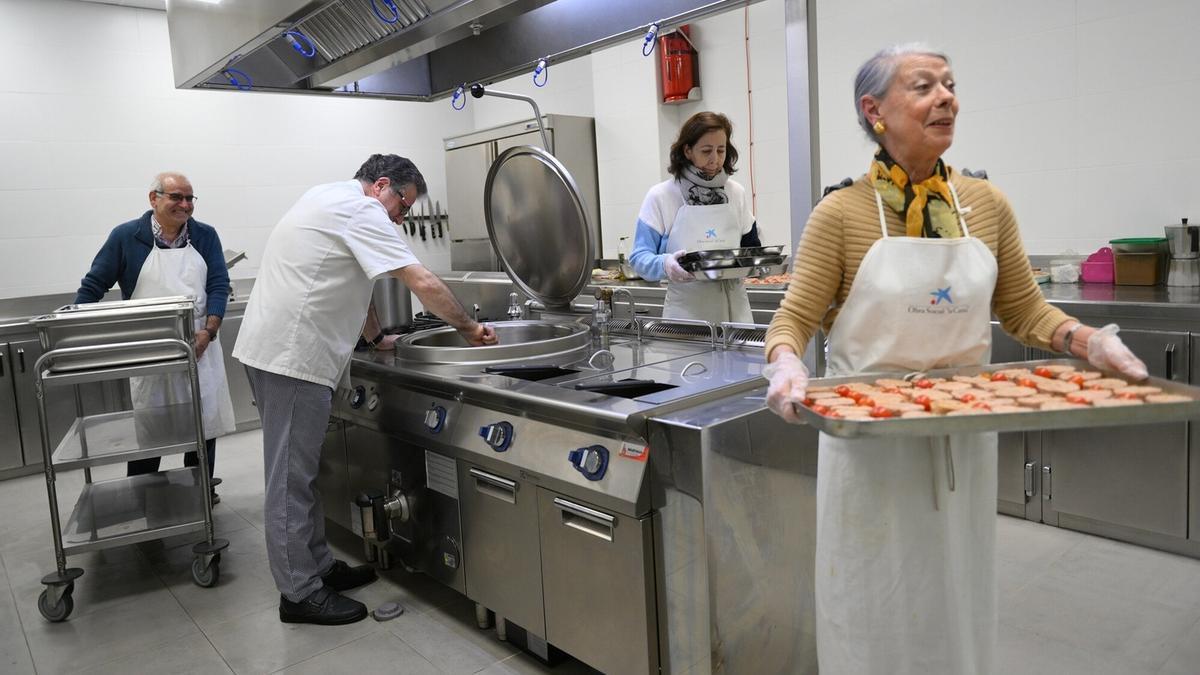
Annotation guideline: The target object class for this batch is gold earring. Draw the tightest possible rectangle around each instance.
[873,120,886,135]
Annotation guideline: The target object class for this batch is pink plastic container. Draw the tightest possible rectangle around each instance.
[1081,261,1114,283]
[1081,247,1114,283]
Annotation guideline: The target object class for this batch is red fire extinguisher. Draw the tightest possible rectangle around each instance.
[659,25,699,104]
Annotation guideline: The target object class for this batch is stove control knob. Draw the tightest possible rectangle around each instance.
[478,421,514,452]
[423,405,446,433]
[367,394,380,412]
[568,445,609,481]
[349,385,366,409]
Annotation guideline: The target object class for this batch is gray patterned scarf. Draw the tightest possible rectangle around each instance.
[679,165,729,206]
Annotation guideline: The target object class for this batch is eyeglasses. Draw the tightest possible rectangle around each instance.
[155,191,198,203]
[391,187,415,214]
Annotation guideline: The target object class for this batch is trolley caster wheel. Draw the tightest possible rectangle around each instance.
[191,556,220,588]
[38,587,74,622]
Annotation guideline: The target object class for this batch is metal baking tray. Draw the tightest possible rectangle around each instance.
[685,254,786,271]
[679,245,786,266]
[797,359,1200,438]
[692,263,787,281]
[30,297,195,372]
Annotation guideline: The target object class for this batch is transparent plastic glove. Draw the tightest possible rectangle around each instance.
[1087,323,1149,381]
[663,250,695,283]
[763,351,810,424]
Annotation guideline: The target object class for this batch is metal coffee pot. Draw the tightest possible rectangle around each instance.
[1165,218,1199,260]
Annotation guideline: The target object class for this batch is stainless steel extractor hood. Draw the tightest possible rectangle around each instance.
[166,0,763,101]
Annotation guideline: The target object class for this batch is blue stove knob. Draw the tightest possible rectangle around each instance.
[568,445,609,481]
[479,421,514,452]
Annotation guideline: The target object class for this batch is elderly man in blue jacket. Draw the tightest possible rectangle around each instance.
[75,172,236,502]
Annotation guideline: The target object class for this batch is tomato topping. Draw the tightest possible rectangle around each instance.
[882,386,902,394]
[1033,367,1054,378]
[956,393,976,403]
[868,406,894,418]
[1065,393,1088,404]
[990,373,1008,382]
[1016,377,1038,389]
[912,394,932,411]
[914,379,934,389]
[827,409,842,418]
[856,396,875,408]
[1069,374,1086,386]
[803,397,815,406]
[970,401,992,410]
[811,404,830,415]
[834,384,852,397]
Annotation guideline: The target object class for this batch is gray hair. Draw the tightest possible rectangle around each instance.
[854,43,950,141]
[150,172,189,192]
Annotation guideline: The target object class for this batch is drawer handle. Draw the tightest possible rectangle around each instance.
[470,468,517,503]
[16,347,25,373]
[1165,343,1175,381]
[554,497,615,541]
[0,351,5,377]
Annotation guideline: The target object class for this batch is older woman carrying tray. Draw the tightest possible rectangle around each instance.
[763,44,1148,674]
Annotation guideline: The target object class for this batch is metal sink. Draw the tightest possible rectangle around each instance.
[394,320,592,365]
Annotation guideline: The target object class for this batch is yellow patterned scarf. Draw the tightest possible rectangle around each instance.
[869,147,962,238]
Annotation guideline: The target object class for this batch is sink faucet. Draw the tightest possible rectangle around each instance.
[609,288,639,340]
[506,292,524,320]
[591,288,613,349]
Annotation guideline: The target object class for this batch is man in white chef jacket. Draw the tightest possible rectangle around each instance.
[75,172,236,503]
[234,154,497,625]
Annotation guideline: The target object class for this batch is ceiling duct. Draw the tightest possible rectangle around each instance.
[166,0,764,101]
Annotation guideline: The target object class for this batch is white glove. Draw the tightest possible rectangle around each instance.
[1087,323,1149,381]
[763,351,810,425]
[663,250,695,283]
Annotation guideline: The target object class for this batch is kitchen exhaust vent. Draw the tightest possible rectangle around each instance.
[166,0,764,101]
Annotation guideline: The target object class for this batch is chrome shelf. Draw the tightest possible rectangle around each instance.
[61,467,207,555]
[38,356,193,388]
[51,403,200,471]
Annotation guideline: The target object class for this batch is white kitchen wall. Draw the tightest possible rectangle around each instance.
[813,0,1200,255]
[0,0,474,300]
[473,0,791,259]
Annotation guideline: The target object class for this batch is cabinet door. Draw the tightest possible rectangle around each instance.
[218,315,259,430]
[991,323,1033,519]
[0,345,22,471]
[1042,330,1189,538]
[538,488,658,675]
[459,462,545,637]
[445,142,495,241]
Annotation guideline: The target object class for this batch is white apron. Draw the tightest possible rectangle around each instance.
[130,243,236,440]
[816,183,998,675]
[663,202,753,324]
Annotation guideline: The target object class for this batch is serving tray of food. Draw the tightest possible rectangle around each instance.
[795,359,1200,438]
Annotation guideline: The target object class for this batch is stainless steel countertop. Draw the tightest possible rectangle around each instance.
[0,288,251,338]
[349,336,767,439]
[584,279,1200,322]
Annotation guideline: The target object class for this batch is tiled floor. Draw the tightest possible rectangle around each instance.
[1,429,1198,674]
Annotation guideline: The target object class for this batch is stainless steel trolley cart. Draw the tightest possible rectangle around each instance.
[29,298,228,622]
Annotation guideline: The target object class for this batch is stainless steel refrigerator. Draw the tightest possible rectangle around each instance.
[444,115,601,272]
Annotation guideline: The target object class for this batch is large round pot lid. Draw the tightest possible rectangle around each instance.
[484,145,594,309]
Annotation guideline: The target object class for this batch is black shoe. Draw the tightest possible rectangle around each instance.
[321,559,377,592]
[279,587,367,625]
[210,491,220,505]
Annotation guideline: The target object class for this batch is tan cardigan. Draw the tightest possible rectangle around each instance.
[764,172,1074,361]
